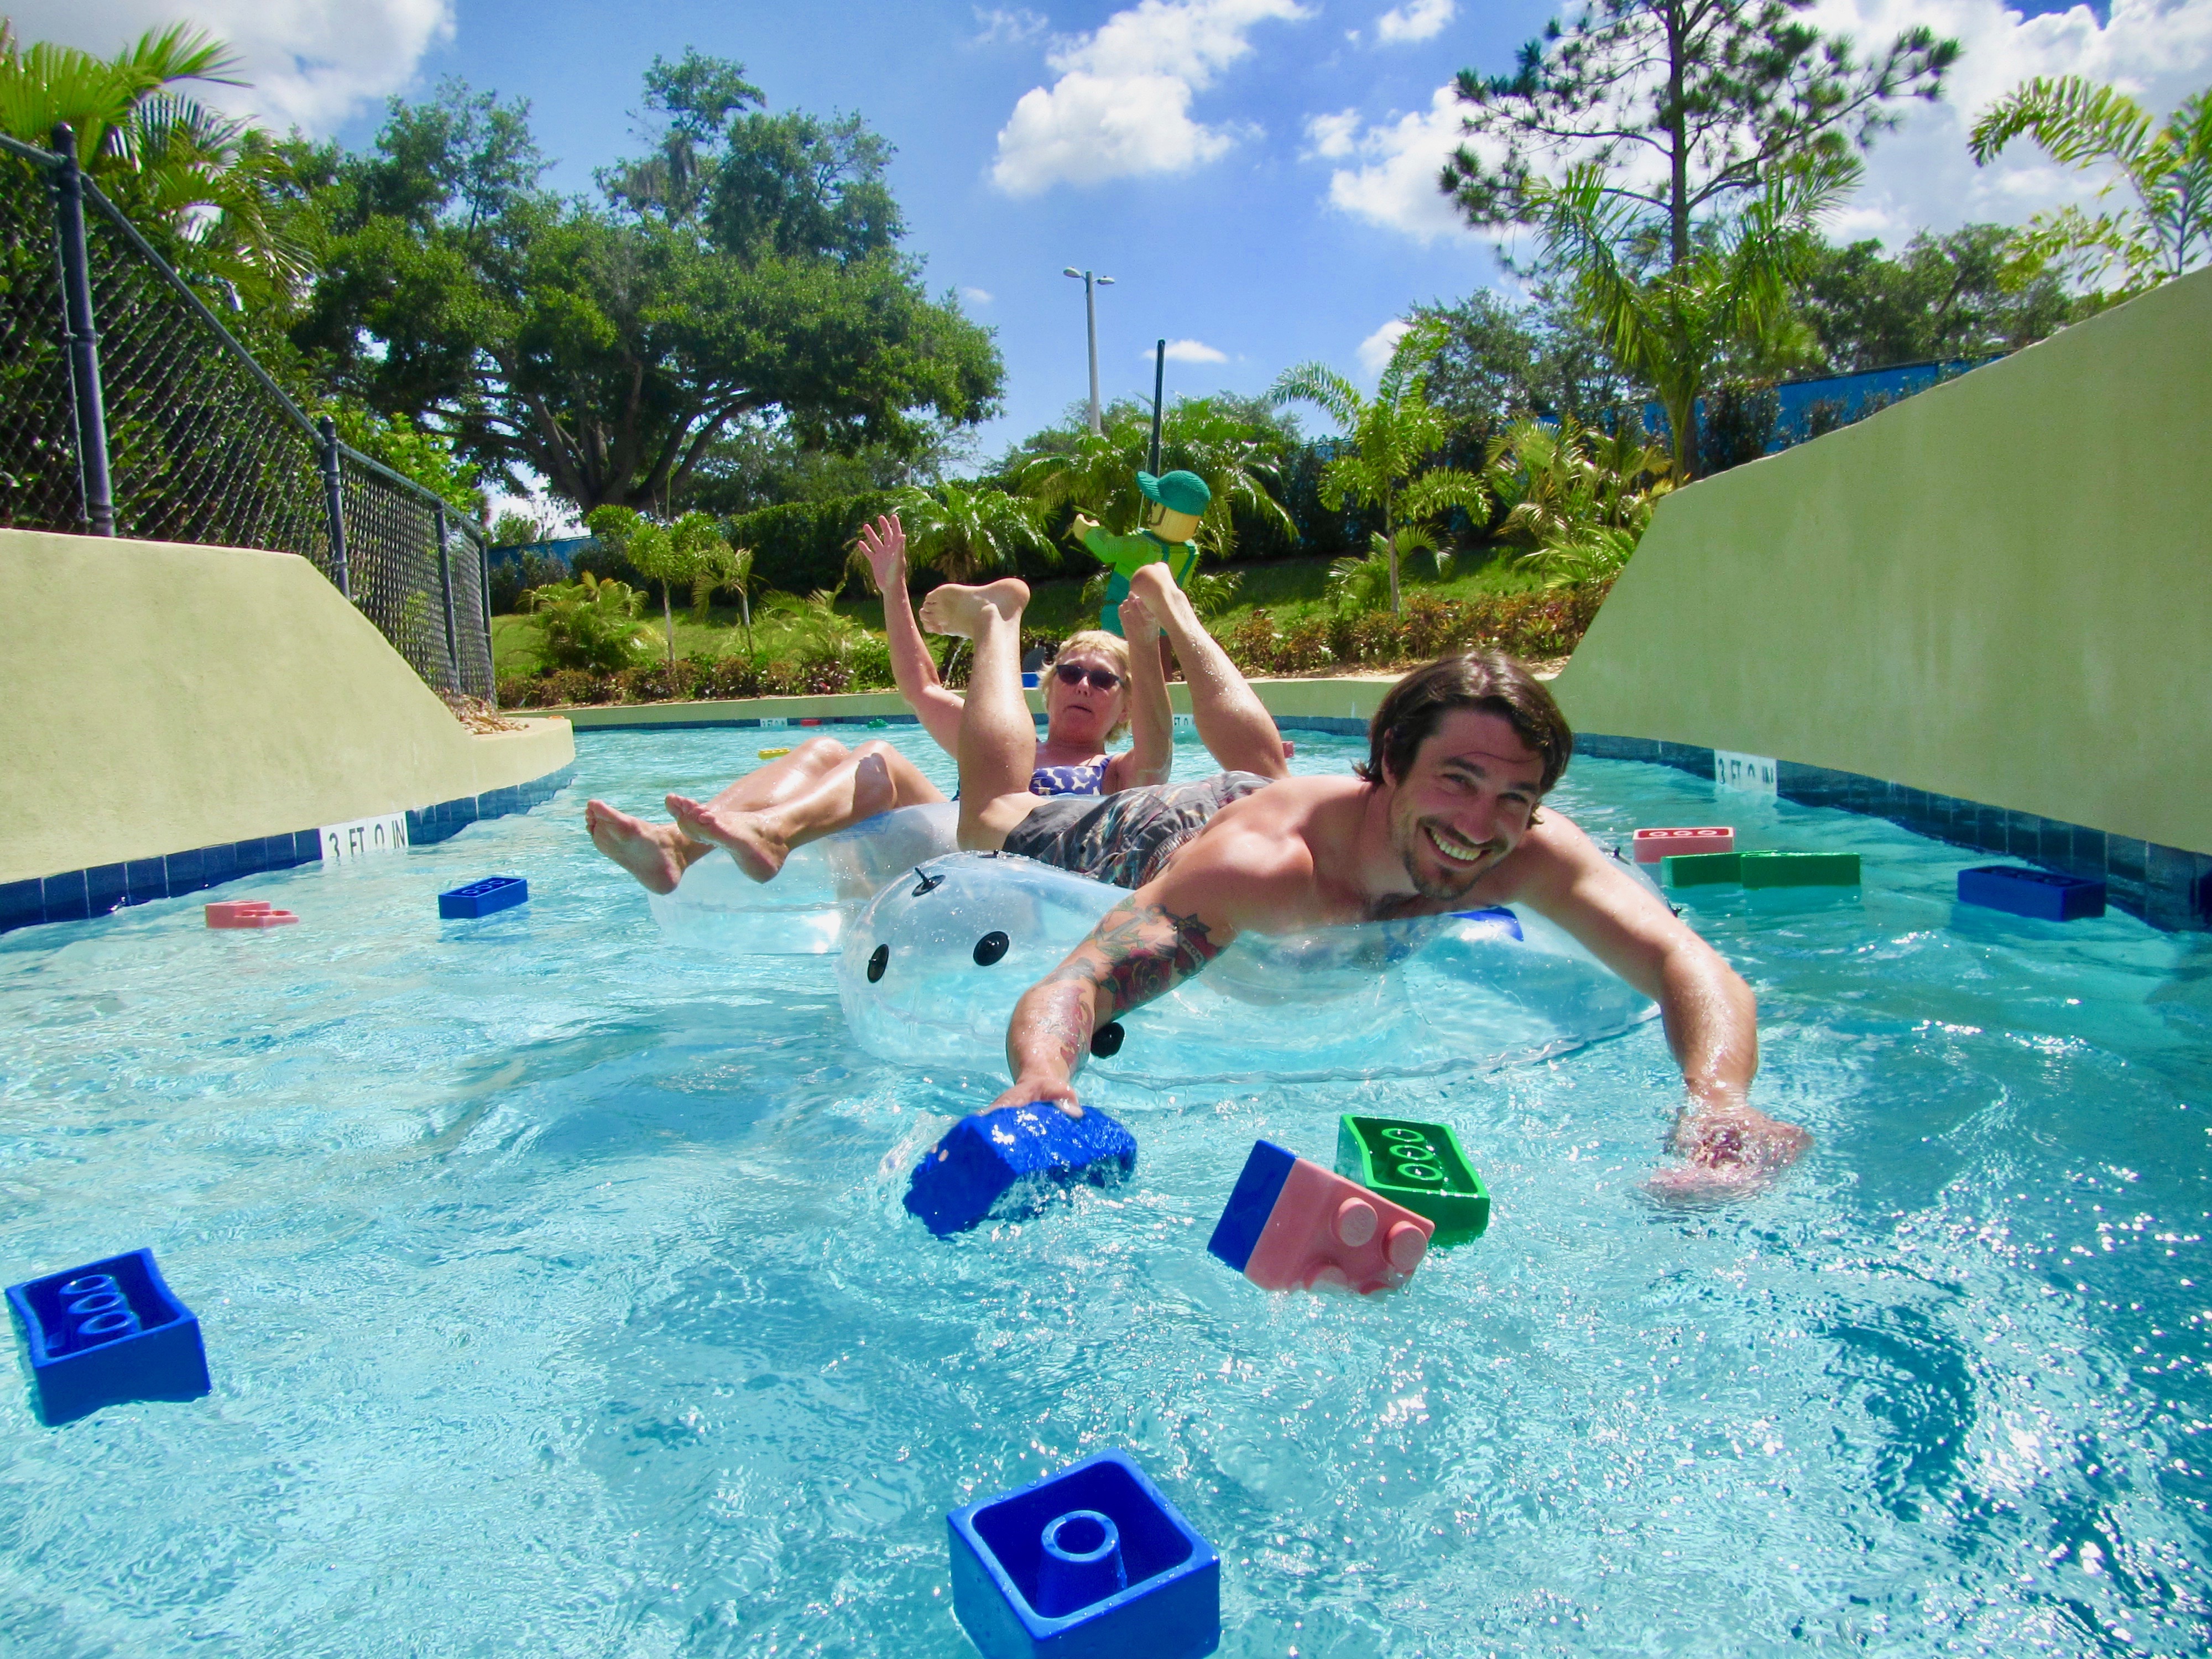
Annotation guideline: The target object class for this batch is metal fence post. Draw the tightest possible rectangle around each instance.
[479,538,497,706]
[49,124,114,537]
[316,415,349,598]
[435,503,460,688]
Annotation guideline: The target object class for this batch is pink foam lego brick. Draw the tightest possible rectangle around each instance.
[1241,1158,1434,1295]
[1632,826,1735,863]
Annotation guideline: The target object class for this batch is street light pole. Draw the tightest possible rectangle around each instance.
[1063,267,1115,435]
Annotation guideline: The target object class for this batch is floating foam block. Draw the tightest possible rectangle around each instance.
[1334,1115,1490,1246]
[6,1249,211,1426]
[1741,851,1860,888]
[1958,864,2106,921]
[905,1103,1138,1237]
[1659,851,1742,888]
[1207,1141,1433,1294]
[205,900,297,928]
[438,876,529,920]
[948,1448,1220,1659]
[1633,826,1734,863]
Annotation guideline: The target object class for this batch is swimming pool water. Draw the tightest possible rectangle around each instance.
[2,728,2208,1656]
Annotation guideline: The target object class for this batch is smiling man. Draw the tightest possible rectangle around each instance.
[928,562,1810,1200]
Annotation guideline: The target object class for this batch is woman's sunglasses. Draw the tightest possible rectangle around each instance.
[1054,662,1123,692]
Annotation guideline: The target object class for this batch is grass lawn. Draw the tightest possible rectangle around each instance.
[492,546,1547,680]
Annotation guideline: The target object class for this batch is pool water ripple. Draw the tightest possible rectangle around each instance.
[1,728,2208,1654]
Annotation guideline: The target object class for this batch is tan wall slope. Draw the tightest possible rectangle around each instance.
[1552,266,2212,855]
[2,529,574,884]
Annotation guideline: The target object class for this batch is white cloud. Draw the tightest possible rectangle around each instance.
[1153,337,1228,362]
[1309,0,2212,251]
[972,7,1050,47]
[1357,317,1412,376]
[962,285,996,305]
[1805,0,2212,247]
[1314,85,1485,244]
[990,0,1311,195]
[7,0,456,135]
[1303,107,1361,158]
[1375,0,1454,46]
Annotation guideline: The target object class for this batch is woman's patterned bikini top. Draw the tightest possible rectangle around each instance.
[1027,754,1113,797]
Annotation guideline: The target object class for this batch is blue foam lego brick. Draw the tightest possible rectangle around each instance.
[438,875,529,920]
[6,1248,210,1426]
[949,1448,1222,1659]
[1958,864,2106,921]
[1203,1140,1295,1274]
[904,1104,1137,1237]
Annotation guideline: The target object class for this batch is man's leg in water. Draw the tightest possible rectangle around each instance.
[1125,562,1289,780]
[584,737,849,894]
[666,741,946,882]
[919,578,1044,849]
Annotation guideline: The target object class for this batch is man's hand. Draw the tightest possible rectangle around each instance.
[988,1074,1082,1118]
[1645,1100,1811,1203]
[856,513,905,594]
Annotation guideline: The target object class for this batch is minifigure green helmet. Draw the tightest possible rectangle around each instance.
[1136,469,1211,518]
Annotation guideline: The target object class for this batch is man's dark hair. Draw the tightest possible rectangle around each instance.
[1358,651,1574,792]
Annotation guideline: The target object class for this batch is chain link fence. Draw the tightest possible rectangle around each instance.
[0,130,497,703]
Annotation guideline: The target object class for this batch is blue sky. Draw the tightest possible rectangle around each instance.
[331,0,1566,458]
[25,0,2212,487]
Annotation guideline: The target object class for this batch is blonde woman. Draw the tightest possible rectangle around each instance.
[585,514,1173,889]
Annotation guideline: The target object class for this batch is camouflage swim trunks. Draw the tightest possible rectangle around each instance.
[999,771,1274,890]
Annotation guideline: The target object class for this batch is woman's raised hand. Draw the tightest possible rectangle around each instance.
[857,514,906,593]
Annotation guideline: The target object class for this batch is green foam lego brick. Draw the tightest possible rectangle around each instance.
[1741,851,1861,888]
[1334,1115,1490,1245]
[1660,851,1742,887]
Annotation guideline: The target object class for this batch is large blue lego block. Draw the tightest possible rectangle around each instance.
[905,1104,1136,1237]
[6,1249,210,1426]
[948,1448,1220,1659]
[439,875,529,919]
[1957,864,2106,921]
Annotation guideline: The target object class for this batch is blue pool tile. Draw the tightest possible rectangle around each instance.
[0,879,43,931]
[124,859,169,902]
[40,870,88,924]
[233,838,270,875]
[200,842,238,883]
[2067,826,2107,877]
[84,863,128,917]
[164,848,206,890]
[292,829,322,863]
[2107,836,2147,883]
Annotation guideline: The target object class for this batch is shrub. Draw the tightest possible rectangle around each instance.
[725,492,894,594]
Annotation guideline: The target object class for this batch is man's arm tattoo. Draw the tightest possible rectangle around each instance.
[1039,899,1225,1019]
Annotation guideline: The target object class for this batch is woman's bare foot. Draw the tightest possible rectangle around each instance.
[917,577,1029,638]
[849,749,896,820]
[667,793,790,883]
[585,799,693,895]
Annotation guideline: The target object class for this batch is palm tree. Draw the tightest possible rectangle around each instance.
[883,481,1053,583]
[1970,76,2212,295]
[1014,396,1296,560]
[1269,320,1488,614]
[1524,154,1852,481]
[1484,414,1673,587]
[0,24,303,303]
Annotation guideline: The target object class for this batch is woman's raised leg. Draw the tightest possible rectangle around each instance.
[918,578,1040,848]
[1125,563,1288,779]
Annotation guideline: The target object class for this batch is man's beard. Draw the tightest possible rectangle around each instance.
[1396,813,1499,902]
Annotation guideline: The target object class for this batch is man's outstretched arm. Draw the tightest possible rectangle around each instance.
[1515,819,1809,1196]
[993,890,1233,1114]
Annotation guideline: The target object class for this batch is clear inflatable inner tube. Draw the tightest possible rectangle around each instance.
[834,851,1661,1086]
[649,804,958,954]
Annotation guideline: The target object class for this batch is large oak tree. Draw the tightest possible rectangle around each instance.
[295,55,1001,514]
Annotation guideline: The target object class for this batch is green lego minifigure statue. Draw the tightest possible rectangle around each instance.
[1074,469,1211,635]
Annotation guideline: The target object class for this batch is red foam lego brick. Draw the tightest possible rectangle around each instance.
[1633,826,1735,863]
[206,901,297,928]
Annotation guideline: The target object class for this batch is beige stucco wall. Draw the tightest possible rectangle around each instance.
[2,528,575,884]
[1551,265,2212,855]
